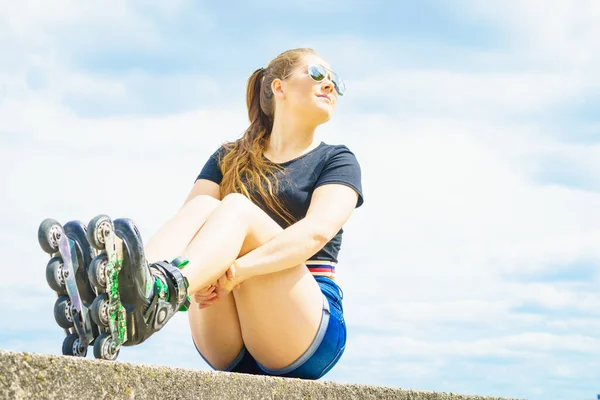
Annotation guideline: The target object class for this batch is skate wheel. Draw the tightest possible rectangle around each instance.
[46,257,67,294]
[62,333,87,357]
[38,218,63,255]
[63,220,94,267]
[93,332,120,360]
[63,221,98,308]
[87,215,113,251]
[54,295,74,329]
[88,253,108,291]
[91,293,110,327]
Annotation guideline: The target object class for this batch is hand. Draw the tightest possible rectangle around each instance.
[217,263,242,292]
[193,284,217,309]
[211,264,243,304]
[194,264,244,310]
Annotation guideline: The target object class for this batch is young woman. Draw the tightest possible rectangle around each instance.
[110,47,364,380]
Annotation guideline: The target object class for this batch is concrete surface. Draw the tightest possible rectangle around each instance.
[0,350,521,400]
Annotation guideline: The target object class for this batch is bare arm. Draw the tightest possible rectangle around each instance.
[233,183,359,279]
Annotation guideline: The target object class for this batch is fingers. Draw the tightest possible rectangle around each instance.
[198,285,216,296]
[194,291,217,301]
[226,264,235,280]
[194,285,216,303]
[198,292,222,309]
[225,265,240,289]
[195,295,217,306]
[198,279,242,309]
[198,284,215,294]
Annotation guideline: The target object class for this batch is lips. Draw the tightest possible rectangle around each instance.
[316,94,331,102]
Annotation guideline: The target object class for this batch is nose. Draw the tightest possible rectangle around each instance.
[320,77,334,94]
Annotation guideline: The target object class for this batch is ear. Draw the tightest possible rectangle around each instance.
[271,78,285,100]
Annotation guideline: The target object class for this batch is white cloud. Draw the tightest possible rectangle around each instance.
[462,0,600,70]
[0,0,187,50]
[2,1,600,399]
[346,70,589,120]
[346,332,600,361]
[310,8,600,395]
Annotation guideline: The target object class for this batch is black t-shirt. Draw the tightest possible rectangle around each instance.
[195,141,364,265]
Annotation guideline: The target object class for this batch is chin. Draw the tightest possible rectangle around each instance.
[298,102,334,126]
[313,110,333,126]
[314,104,334,123]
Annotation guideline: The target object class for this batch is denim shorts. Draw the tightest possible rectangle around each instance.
[193,276,347,380]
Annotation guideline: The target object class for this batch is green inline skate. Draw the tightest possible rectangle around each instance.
[85,215,190,360]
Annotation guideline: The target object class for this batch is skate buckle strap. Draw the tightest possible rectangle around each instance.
[171,256,189,269]
[152,261,190,311]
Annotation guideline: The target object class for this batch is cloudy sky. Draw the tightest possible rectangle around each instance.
[2,1,600,399]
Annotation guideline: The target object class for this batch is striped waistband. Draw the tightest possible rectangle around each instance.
[306,261,336,279]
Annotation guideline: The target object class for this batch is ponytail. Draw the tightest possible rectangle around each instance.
[219,66,296,225]
[247,68,273,135]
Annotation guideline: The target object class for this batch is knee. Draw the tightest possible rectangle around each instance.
[188,194,221,211]
[219,194,261,225]
[221,193,252,211]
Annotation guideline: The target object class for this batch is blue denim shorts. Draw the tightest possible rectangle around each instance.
[193,276,347,380]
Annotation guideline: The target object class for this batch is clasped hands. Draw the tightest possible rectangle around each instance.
[193,263,245,309]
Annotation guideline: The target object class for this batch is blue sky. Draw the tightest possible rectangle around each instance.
[2,1,600,399]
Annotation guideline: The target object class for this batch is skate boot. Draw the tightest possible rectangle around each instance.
[38,218,100,358]
[86,215,190,360]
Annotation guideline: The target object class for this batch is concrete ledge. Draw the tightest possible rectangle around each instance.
[0,350,520,400]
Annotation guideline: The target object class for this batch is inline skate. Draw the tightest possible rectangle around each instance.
[38,219,99,358]
[84,215,191,360]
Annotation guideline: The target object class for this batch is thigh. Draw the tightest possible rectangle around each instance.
[234,266,324,370]
[145,195,220,263]
[232,198,325,370]
[188,291,244,371]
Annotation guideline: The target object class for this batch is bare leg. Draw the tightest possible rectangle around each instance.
[144,195,221,263]
[142,195,244,369]
[188,293,243,370]
[184,193,324,370]
[140,192,324,370]
[177,193,265,294]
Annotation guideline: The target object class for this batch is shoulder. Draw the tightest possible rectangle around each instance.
[197,142,233,180]
[208,142,235,163]
[320,142,361,164]
[320,141,357,154]
[313,142,364,208]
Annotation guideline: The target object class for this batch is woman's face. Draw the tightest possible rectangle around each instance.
[275,54,340,125]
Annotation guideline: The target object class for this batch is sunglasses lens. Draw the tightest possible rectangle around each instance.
[307,64,346,96]
[332,73,346,96]
[308,64,326,81]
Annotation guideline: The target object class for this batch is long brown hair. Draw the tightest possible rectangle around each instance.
[219,48,317,225]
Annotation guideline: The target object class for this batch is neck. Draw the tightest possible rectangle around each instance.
[266,113,319,163]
